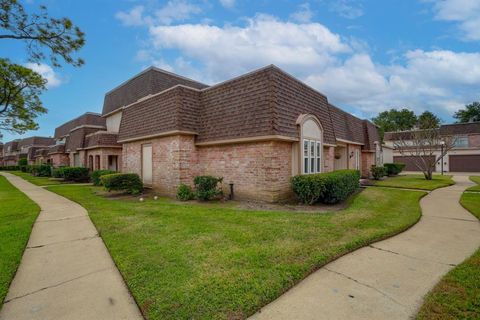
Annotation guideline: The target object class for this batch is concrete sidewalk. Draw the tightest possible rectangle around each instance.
[0,172,143,320]
[250,175,480,320]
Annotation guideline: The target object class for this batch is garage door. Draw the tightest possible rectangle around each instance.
[393,156,436,172]
[449,155,480,172]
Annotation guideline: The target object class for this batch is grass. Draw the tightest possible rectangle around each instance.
[47,184,425,320]
[417,177,480,320]
[0,176,40,305]
[374,174,454,191]
[467,176,480,192]
[7,171,63,186]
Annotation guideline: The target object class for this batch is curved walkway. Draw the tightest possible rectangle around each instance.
[250,175,480,320]
[0,172,143,320]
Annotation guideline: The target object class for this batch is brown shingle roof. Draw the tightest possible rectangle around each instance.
[117,65,378,148]
[47,144,65,155]
[17,136,55,148]
[54,113,106,139]
[102,67,209,116]
[440,122,480,135]
[66,127,106,151]
[85,132,121,149]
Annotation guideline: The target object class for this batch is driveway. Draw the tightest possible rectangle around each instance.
[250,175,480,320]
[0,172,143,320]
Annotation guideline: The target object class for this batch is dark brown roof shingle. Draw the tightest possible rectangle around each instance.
[102,67,209,116]
[54,113,106,139]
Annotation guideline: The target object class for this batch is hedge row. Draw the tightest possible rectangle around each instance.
[291,170,361,205]
[0,165,20,171]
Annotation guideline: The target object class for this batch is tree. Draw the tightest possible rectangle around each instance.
[0,0,85,134]
[417,111,441,129]
[394,129,456,180]
[0,0,85,67]
[453,102,480,123]
[372,108,417,139]
[0,58,46,134]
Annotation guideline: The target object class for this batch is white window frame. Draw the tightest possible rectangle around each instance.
[303,139,322,174]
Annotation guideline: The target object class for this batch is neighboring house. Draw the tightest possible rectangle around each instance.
[2,137,55,165]
[384,122,480,172]
[103,65,381,202]
[36,112,122,170]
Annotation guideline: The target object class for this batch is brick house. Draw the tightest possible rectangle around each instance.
[102,65,381,202]
[384,122,480,173]
[2,137,55,166]
[35,112,123,170]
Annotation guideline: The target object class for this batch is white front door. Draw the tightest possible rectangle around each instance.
[142,144,153,185]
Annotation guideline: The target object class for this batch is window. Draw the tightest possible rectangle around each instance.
[303,139,322,174]
[454,136,469,148]
[355,149,360,170]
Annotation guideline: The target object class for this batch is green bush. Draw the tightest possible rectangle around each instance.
[0,165,20,171]
[29,164,52,177]
[291,174,326,205]
[371,165,387,180]
[91,170,116,186]
[101,173,143,195]
[18,158,28,172]
[193,176,223,201]
[177,184,195,201]
[384,163,406,176]
[62,167,90,182]
[291,170,360,205]
[52,167,66,178]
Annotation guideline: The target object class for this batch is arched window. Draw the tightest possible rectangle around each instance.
[297,115,323,174]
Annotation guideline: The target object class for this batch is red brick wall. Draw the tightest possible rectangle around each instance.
[50,153,70,167]
[86,148,123,171]
[122,135,294,202]
[324,146,335,172]
[469,134,480,148]
[361,152,375,178]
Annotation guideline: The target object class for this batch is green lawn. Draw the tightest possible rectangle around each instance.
[467,176,480,192]
[7,171,63,186]
[374,174,454,190]
[417,180,480,320]
[47,184,425,320]
[0,176,40,305]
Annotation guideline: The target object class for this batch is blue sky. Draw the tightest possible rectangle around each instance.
[2,0,480,142]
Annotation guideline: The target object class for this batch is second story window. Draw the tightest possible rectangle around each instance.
[454,136,469,148]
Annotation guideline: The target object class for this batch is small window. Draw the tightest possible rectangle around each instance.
[316,142,321,170]
[303,140,309,174]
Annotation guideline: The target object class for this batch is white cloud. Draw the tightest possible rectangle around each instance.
[115,0,201,27]
[115,5,145,26]
[290,3,314,23]
[429,0,480,40]
[219,0,235,9]
[25,63,62,88]
[155,0,202,25]
[329,0,364,19]
[149,14,350,80]
[118,7,480,119]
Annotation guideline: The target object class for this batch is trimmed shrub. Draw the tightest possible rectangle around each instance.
[291,169,360,205]
[371,165,387,180]
[193,176,223,201]
[177,184,195,201]
[52,167,66,178]
[0,165,20,171]
[91,170,116,186]
[18,158,28,172]
[30,164,52,177]
[101,173,143,195]
[62,167,90,182]
[384,163,406,176]
[291,174,326,205]
[321,170,361,204]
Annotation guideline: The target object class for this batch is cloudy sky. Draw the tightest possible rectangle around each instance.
[2,0,480,141]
